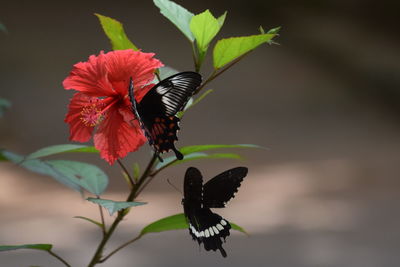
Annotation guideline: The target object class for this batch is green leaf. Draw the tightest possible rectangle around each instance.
[95,13,138,51]
[2,151,82,192]
[67,146,99,153]
[154,144,263,171]
[46,160,108,195]
[73,216,103,229]
[205,153,242,160]
[0,244,52,252]
[2,151,108,194]
[231,223,248,235]
[190,10,221,57]
[140,213,188,235]
[259,26,281,44]
[23,160,83,192]
[156,152,204,169]
[155,152,242,171]
[213,33,276,69]
[180,144,263,155]
[132,162,140,182]
[0,98,11,117]
[140,213,247,236]
[267,26,281,35]
[121,171,133,188]
[2,150,108,193]
[217,11,227,27]
[26,144,90,159]
[0,149,13,161]
[0,151,7,161]
[87,198,147,216]
[1,150,23,162]
[153,0,194,41]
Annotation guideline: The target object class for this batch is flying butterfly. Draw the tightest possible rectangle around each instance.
[129,72,202,161]
[182,166,248,257]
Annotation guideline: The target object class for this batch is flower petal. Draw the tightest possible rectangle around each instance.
[63,52,115,97]
[94,105,146,165]
[105,50,163,95]
[64,93,100,142]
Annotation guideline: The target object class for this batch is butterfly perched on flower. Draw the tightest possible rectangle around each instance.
[182,166,248,257]
[129,72,202,161]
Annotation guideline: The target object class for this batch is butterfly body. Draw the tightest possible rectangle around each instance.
[182,167,248,257]
[129,72,202,161]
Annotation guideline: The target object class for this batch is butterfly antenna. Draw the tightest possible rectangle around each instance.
[167,178,182,195]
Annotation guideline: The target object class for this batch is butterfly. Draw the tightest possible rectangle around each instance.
[182,166,248,257]
[129,72,202,162]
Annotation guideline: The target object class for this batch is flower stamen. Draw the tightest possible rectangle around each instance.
[80,104,103,127]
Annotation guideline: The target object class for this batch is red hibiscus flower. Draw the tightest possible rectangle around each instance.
[63,50,163,164]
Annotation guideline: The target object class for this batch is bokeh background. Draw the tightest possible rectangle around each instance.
[1,0,400,266]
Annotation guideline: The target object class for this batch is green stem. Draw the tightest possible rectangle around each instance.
[97,196,106,236]
[191,42,200,72]
[99,234,142,263]
[129,153,159,200]
[48,250,71,267]
[86,153,158,267]
[194,51,251,95]
[135,172,157,196]
[148,160,177,181]
[87,213,124,267]
[194,70,217,95]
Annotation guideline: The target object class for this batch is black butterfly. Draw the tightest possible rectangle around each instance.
[129,72,202,162]
[182,166,248,257]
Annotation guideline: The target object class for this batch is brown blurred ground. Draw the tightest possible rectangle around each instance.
[1,0,400,266]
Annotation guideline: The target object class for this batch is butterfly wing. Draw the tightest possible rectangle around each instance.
[183,167,203,212]
[183,168,203,235]
[183,167,234,258]
[130,72,201,160]
[203,167,248,208]
[140,71,202,116]
[141,114,183,159]
[188,208,231,258]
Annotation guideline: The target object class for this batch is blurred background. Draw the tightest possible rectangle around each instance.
[1,0,400,266]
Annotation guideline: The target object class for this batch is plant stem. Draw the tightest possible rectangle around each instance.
[194,51,251,95]
[191,42,199,72]
[87,153,158,267]
[99,234,142,263]
[135,173,157,196]
[48,250,71,267]
[128,153,159,200]
[87,212,124,267]
[97,197,106,236]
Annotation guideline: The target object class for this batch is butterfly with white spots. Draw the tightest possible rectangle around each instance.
[182,166,248,257]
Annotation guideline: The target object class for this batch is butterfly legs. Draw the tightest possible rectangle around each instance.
[172,147,183,160]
